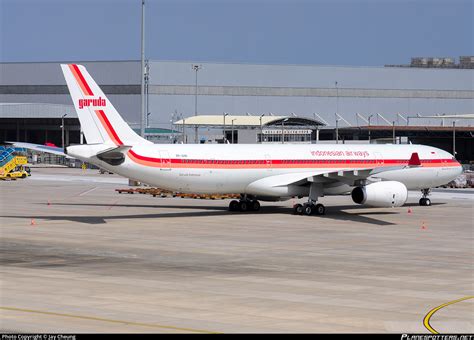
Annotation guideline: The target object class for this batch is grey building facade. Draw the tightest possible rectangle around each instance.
[1,60,473,160]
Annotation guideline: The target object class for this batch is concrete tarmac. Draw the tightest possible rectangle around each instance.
[1,168,473,333]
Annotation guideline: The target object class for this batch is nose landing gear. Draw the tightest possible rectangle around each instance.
[419,188,432,206]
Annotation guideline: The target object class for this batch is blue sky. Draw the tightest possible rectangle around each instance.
[1,0,472,66]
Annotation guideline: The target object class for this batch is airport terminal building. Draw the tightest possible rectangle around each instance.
[0,59,473,161]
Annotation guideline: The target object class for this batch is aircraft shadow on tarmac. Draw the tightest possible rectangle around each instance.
[1,201,444,226]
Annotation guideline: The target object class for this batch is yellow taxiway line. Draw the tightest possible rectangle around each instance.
[423,296,474,334]
[0,306,221,334]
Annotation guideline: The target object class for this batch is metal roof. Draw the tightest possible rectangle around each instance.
[340,125,474,132]
[173,115,324,127]
[150,60,474,90]
[132,128,180,134]
[1,61,472,128]
[0,103,76,118]
[420,113,474,119]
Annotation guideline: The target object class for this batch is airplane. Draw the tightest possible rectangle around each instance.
[44,64,462,216]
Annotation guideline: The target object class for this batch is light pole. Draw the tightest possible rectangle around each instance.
[146,112,151,128]
[453,121,456,157]
[231,119,236,144]
[140,0,146,138]
[281,118,289,144]
[181,114,186,144]
[313,113,324,143]
[336,81,339,144]
[61,113,68,151]
[223,113,229,143]
[368,114,374,143]
[392,121,396,144]
[170,110,176,143]
[145,60,150,128]
[259,113,265,143]
[192,64,202,144]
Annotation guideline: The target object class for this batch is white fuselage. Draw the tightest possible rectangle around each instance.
[69,143,462,200]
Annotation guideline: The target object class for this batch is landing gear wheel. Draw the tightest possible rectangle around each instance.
[293,204,304,215]
[419,189,432,207]
[229,200,239,211]
[250,200,260,211]
[419,198,431,206]
[239,200,249,212]
[304,204,314,216]
[315,203,326,215]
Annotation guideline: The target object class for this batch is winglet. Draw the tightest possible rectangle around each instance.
[408,152,421,166]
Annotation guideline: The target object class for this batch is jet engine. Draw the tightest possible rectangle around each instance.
[351,181,408,207]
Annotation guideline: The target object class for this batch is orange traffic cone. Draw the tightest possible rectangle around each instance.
[421,221,427,230]
[30,218,36,226]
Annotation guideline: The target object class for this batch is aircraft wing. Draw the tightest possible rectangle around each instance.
[254,152,423,188]
[253,168,373,188]
[6,142,74,159]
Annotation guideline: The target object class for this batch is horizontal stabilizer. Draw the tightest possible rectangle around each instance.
[96,145,132,166]
[96,145,132,158]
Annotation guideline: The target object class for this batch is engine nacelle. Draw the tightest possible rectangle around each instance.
[351,181,408,207]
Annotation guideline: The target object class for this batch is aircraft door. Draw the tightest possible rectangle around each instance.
[265,154,272,172]
[374,152,384,166]
[159,150,171,170]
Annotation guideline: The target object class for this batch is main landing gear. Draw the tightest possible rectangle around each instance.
[229,197,260,212]
[419,188,432,206]
[293,202,326,216]
[293,182,326,216]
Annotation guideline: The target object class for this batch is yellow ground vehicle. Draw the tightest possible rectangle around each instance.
[0,147,29,180]
[4,169,28,179]
[4,165,29,179]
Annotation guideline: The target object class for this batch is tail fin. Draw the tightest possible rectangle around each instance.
[61,64,149,146]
